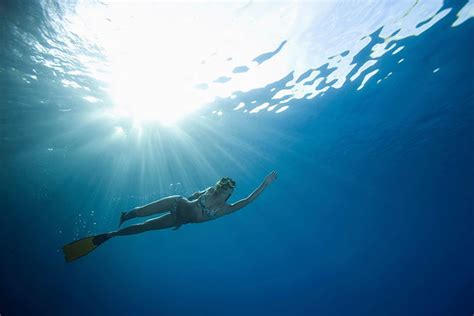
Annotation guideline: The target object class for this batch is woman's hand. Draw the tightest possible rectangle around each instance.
[264,170,278,186]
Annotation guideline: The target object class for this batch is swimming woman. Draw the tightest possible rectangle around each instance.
[63,171,278,262]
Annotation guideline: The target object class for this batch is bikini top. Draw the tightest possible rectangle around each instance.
[198,192,219,218]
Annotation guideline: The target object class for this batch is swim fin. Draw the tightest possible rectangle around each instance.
[62,234,110,262]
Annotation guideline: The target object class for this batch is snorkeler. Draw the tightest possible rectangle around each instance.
[62,171,278,262]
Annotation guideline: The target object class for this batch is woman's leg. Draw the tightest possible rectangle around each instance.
[120,195,180,226]
[110,213,177,238]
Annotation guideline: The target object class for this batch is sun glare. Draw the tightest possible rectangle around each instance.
[76,2,219,125]
[66,0,455,127]
[68,0,299,125]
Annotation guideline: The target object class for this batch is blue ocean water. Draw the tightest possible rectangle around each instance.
[1,1,473,315]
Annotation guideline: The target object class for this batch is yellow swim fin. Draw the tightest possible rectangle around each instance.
[62,234,110,262]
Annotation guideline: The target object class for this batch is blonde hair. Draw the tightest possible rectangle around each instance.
[215,177,236,189]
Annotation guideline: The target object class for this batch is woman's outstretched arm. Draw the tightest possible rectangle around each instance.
[224,171,277,214]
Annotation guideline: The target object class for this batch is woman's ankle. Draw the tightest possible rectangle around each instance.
[119,211,132,227]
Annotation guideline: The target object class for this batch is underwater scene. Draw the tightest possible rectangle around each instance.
[1,0,473,315]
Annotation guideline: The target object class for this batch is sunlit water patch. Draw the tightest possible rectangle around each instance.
[2,0,472,128]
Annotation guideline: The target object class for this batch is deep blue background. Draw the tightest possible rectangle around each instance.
[1,1,473,315]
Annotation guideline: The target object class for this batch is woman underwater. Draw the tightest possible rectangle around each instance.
[63,171,278,262]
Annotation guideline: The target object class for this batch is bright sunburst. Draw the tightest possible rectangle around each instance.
[73,2,218,125]
[66,0,457,127]
[66,0,300,126]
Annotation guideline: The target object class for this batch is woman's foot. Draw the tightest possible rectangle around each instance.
[92,233,111,246]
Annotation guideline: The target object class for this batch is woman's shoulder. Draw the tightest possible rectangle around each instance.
[205,187,215,194]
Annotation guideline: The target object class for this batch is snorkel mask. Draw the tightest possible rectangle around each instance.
[216,177,236,190]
